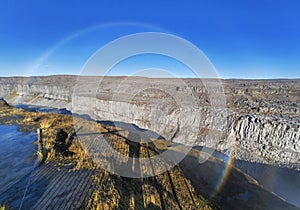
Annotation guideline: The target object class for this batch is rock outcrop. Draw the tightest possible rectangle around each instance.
[0,76,299,169]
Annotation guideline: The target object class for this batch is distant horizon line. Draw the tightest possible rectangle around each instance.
[0,74,299,80]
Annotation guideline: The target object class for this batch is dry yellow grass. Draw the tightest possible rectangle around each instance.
[0,103,215,210]
[0,103,94,169]
[85,126,215,210]
[0,204,10,210]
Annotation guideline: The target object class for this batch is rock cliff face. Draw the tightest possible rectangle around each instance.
[224,80,300,169]
[0,76,299,169]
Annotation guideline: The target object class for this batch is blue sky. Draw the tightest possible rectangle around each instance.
[0,0,299,78]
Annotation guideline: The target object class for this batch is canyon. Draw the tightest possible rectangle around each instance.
[0,75,299,171]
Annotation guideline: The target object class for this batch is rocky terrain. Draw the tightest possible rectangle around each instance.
[0,99,298,210]
[0,76,299,170]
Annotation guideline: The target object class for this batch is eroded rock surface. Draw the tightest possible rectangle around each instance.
[0,76,299,169]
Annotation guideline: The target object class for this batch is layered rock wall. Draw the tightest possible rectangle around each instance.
[0,76,299,169]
